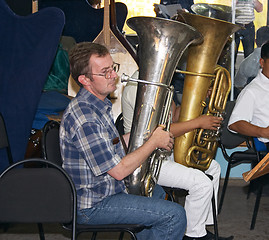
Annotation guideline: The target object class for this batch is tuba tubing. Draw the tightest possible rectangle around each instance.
[124,16,202,196]
[173,11,241,171]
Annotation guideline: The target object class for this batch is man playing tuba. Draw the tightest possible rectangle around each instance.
[122,72,234,240]
[60,42,187,240]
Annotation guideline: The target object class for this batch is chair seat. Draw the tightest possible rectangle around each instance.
[230,150,257,161]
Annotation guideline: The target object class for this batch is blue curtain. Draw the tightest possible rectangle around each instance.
[0,0,65,172]
[38,0,128,42]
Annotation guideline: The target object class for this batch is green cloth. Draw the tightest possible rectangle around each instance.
[43,44,70,94]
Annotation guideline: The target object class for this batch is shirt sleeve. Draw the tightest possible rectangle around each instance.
[73,121,122,176]
[228,88,255,132]
[122,81,138,134]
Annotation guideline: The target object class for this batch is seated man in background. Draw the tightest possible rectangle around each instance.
[122,71,234,240]
[59,42,187,240]
[234,26,269,97]
[229,40,269,151]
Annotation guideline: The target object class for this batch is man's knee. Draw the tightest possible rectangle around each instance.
[167,203,187,228]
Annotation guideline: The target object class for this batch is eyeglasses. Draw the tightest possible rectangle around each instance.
[86,62,120,79]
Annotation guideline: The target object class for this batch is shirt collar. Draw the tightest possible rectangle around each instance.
[258,70,269,89]
[77,87,112,111]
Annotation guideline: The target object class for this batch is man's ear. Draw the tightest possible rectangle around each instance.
[78,75,90,86]
[260,58,264,68]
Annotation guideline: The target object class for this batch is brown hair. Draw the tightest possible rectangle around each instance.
[69,42,109,87]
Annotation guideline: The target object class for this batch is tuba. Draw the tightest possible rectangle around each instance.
[173,11,241,171]
[123,16,202,196]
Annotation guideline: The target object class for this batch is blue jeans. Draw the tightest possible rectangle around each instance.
[77,185,186,240]
[235,21,255,60]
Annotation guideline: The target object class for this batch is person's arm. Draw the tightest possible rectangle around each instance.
[170,114,222,138]
[229,120,269,139]
[121,132,130,147]
[171,101,180,123]
[254,0,263,12]
[108,126,174,180]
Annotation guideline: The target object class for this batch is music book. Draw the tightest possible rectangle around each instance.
[242,152,269,182]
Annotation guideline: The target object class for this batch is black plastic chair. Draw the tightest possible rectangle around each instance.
[0,113,13,168]
[218,101,259,215]
[217,101,268,230]
[0,158,77,240]
[42,120,62,166]
[41,120,148,240]
[115,113,125,136]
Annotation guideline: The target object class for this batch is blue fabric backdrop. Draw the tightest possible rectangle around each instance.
[0,0,65,172]
[39,0,128,42]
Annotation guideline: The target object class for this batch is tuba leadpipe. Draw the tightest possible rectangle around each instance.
[173,11,241,171]
[124,16,202,196]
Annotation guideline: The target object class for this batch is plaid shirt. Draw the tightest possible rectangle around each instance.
[60,88,126,209]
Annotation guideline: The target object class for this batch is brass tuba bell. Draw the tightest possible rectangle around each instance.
[173,11,241,171]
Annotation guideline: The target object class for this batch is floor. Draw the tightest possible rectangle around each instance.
[1,178,269,240]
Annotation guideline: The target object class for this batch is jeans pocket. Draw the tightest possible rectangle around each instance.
[77,207,96,224]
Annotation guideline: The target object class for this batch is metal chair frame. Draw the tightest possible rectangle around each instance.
[218,100,267,230]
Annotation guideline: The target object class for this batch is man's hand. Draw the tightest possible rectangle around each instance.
[150,125,174,151]
[109,126,174,180]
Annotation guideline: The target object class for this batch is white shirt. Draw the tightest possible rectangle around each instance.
[122,80,137,134]
[228,70,269,142]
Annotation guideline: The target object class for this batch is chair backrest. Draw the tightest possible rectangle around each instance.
[0,158,76,239]
[0,113,13,166]
[219,101,250,149]
[115,113,124,135]
[42,120,62,166]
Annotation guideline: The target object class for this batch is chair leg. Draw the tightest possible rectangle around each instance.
[37,223,45,240]
[211,190,219,240]
[91,232,97,240]
[0,223,10,232]
[247,181,253,199]
[218,163,231,214]
[119,232,124,240]
[250,184,263,230]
